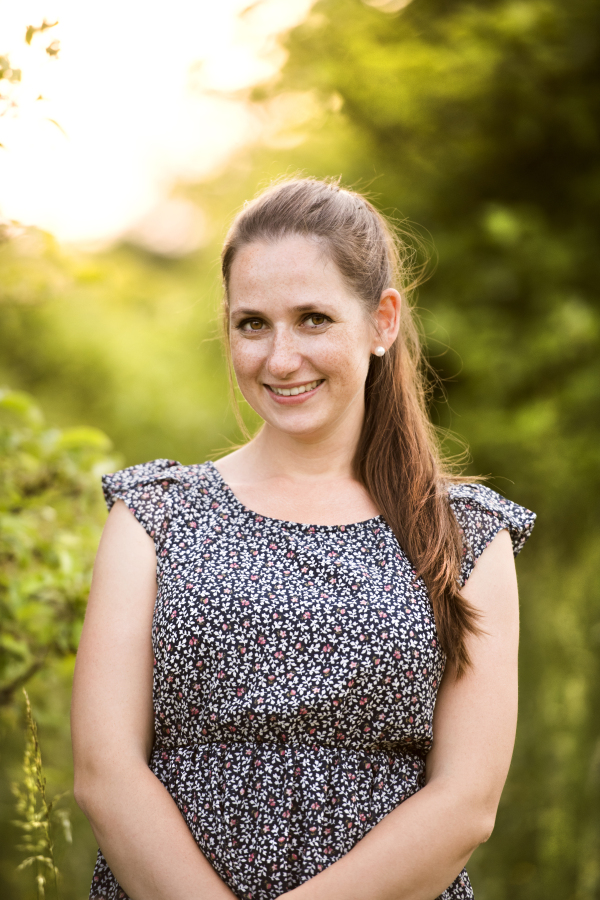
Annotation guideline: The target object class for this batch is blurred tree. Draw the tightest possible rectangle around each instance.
[257,0,600,896]
[0,229,245,465]
[0,388,117,706]
[0,0,598,896]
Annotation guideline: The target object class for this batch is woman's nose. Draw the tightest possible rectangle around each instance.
[266,328,303,379]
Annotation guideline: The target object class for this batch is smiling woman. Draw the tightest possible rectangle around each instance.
[71,177,535,900]
[226,233,387,447]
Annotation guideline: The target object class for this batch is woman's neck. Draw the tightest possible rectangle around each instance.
[227,412,363,485]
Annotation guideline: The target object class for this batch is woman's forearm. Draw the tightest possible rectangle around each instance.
[284,780,491,900]
[77,759,237,900]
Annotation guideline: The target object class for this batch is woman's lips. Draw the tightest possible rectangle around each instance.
[265,379,324,404]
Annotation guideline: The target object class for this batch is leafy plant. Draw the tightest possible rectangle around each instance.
[12,689,72,899]
[0,387,119,706]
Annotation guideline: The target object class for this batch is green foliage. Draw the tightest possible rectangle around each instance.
[0,387,118,707]
[25,20,58,48]
[0,229,251,466]
[0,55,21,84]
[264,0,600,894]
[0,0,598,896]
[12,690,71,899]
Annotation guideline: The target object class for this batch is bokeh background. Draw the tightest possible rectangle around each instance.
[1,0,599,897]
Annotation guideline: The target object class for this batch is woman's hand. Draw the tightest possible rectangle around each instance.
[71,500,237,900]
[281,527,519,900]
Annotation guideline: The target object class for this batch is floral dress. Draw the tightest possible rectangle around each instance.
[89,459,535,900]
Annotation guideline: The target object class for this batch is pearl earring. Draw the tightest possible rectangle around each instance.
[374,346,386,357]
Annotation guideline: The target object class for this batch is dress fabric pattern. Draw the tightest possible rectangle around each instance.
[89,460,535,900]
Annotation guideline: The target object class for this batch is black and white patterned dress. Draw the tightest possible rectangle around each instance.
[89,459,535,900]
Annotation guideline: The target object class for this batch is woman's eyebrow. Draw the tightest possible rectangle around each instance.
[233,303,330,318]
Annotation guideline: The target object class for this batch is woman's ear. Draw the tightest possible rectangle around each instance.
[373,288,402,350]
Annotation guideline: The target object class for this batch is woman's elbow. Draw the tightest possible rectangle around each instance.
[463,785,502,849]
[450,791,499,853]
[73,771,94,818]
[72,754,116,820]
[73,758,104,819]
[473,807,497,846]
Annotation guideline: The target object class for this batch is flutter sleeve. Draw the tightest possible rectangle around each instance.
[448,483,536,588]
[101,458,182,546]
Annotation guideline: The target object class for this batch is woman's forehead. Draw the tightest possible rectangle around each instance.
[228,236,353,308]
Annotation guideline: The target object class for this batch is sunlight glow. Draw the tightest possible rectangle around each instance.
[0,0,314,246]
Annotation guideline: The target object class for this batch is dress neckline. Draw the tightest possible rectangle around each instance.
[203,460,385,534]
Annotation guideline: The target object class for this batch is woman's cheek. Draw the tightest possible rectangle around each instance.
[231,341,264,380]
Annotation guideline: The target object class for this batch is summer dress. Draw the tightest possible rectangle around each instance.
[89,459,535,900]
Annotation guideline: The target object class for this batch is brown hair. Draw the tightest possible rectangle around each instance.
[221,177,479,675]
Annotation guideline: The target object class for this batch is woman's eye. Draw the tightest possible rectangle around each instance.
[241,319,264,332]
[305,314,329,327]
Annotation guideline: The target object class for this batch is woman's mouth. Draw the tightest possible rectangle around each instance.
[265,379,324,403]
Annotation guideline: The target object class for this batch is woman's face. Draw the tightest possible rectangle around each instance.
[227,234,395,443]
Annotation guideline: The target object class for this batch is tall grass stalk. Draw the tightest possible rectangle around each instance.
[12,689,72,899]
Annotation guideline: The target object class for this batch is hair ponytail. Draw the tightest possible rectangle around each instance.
[221,176,480,675]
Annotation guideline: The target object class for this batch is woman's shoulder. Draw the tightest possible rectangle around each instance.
[102,458,182,503]
[101,459,216,540]
[446,481,536,585]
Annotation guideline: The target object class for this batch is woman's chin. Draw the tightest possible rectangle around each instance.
[261,409,333,440]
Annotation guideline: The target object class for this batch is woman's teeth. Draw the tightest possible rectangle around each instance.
[269,379,323,396]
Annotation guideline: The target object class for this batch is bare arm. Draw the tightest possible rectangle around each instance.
[71,500,236,900]
[284,527,519,900]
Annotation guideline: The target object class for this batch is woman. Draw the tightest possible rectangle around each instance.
[72,178,535,900]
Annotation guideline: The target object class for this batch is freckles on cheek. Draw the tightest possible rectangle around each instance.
[230,342,264,381]
[316,332,369,383]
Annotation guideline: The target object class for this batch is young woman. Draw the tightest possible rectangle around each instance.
[72,178,535,900]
